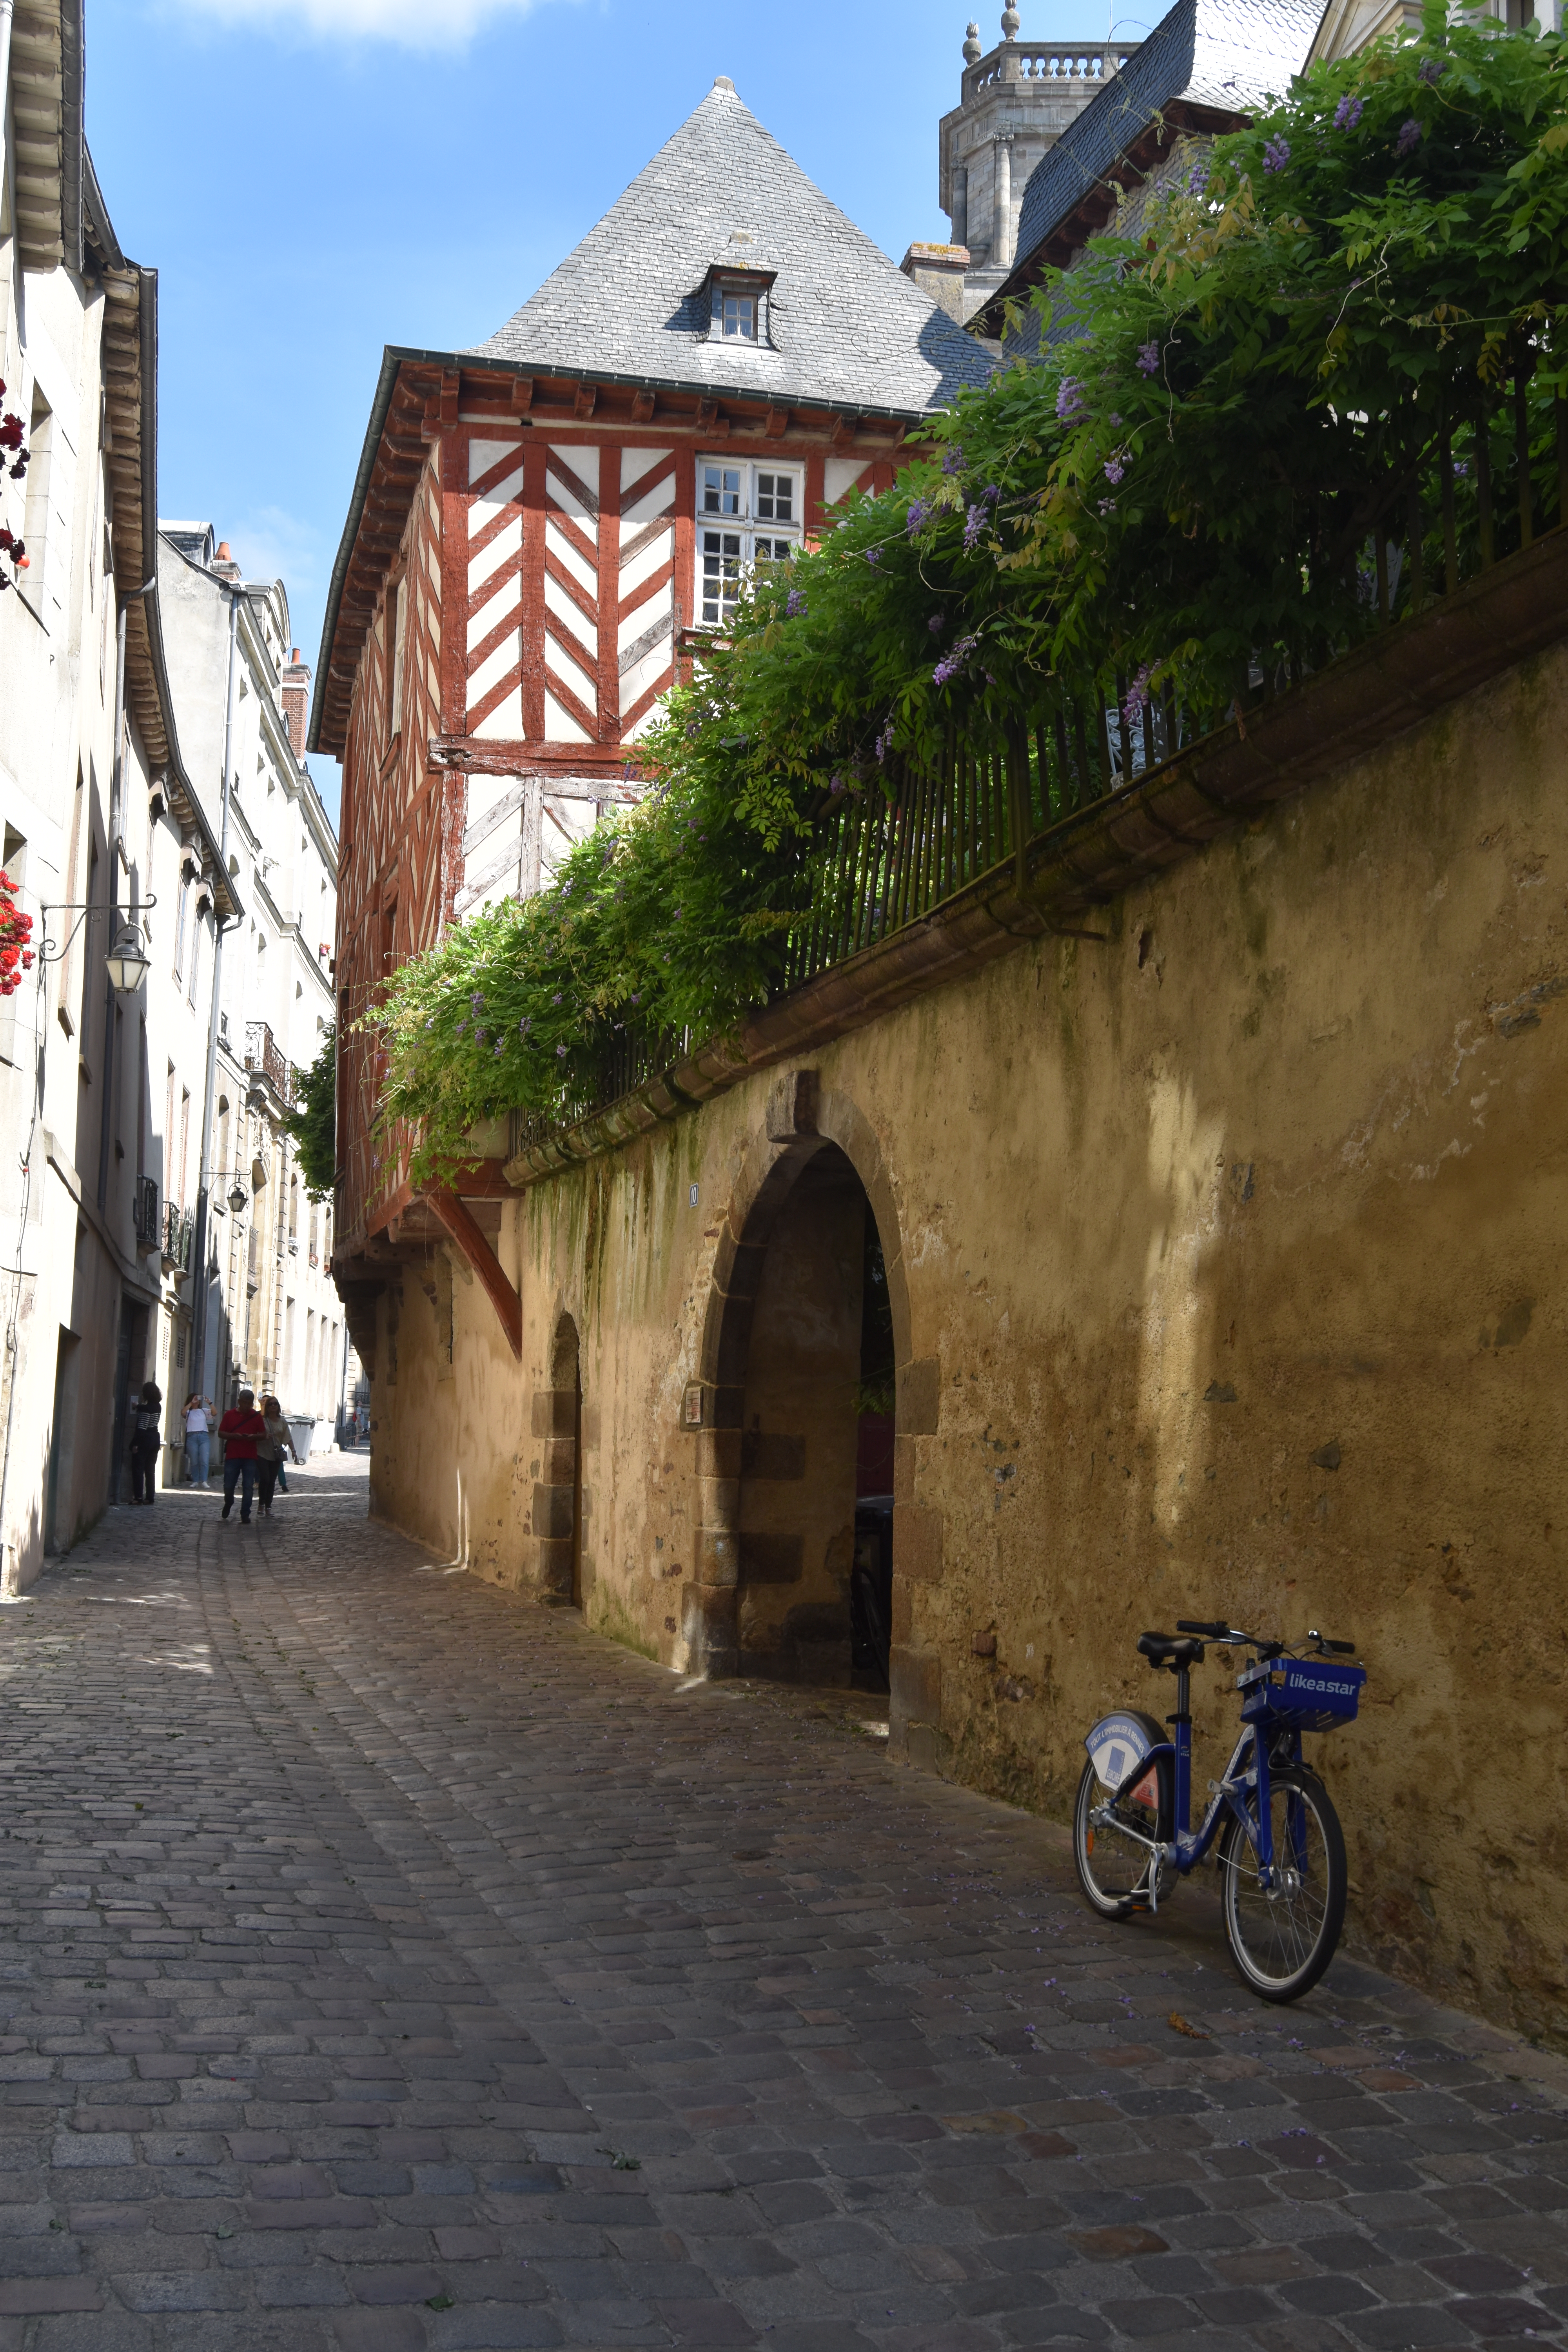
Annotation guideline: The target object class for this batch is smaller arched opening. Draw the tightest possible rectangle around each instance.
[534,1313,584,1607]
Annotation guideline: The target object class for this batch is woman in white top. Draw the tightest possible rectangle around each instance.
[183,1394,214,1488]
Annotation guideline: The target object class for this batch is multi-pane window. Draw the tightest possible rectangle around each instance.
[721,293,756,340]
[697,461,803,628]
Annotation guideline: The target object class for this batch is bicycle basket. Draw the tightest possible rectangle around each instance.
[1238,1657,1365,1732]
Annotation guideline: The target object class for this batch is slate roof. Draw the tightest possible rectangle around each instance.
[468,79,995,419]
[1011,0,1325,274]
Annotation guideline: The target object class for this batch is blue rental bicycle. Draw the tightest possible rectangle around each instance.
[1073,1619,1365,2002]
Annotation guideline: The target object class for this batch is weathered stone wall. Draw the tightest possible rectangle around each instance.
[365,635,1568,2039]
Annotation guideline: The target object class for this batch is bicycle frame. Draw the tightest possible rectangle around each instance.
[1090,1655,1304,1902]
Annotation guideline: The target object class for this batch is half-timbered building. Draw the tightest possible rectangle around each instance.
[314,76,993,1348]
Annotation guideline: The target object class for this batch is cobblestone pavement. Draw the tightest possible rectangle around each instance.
[0,1461,1564,2352]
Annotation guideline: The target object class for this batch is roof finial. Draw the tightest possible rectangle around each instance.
[713,74,735,91]
[963,19,982,60]
[1000,2,1020,34]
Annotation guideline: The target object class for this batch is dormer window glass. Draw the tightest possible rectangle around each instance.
[705,265,775,347]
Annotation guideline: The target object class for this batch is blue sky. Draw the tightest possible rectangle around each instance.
[87,0,1129,825]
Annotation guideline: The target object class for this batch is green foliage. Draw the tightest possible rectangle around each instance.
[285,1026,338,1202]
[376,5,1568,1180]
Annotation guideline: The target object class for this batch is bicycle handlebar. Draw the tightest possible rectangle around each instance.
[1174,1617,1357,1656]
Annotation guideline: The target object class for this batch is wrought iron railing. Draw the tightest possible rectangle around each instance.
[244,1020,293,1105]
[134,1174,159,1250]
[509,362,1567,1154]
[162,1202,194,1272]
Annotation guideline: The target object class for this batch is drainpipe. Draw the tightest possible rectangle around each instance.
[189,581,242,1408]
[98,575,158,1213]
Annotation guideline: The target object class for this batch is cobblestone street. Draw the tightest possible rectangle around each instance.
[0,1463,1563,2352]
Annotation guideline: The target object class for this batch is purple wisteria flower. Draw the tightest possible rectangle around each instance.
[494,1042,503,1057]
[519,1017,531,1034]
[1136,340,1160,376]
[866,546,882,567]
[1122,664,1153,729]
[1104,458,1126,485]
[556,1044,567,1058]
[928,613,946,635]
[829,773,846,795]
[1417,56,1448,83]
[471,992,486,1011]
[942,445,965,474]
[454,1021,467,1036]
[874,723,895,761]
[1332,93,1363,131]
[933,632,979,688]
[785,587,807,617]
[964,505,986,552]
[982,484,1000,504]
[474,1028,486,1044]
[1056,376,1087,422]
[1263,134,1291,172]
[906,499,931,537]
[1186,157,1208,197]
[1395,117,1423,155]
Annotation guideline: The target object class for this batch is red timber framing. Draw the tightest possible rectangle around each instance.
[317,358,925,1346]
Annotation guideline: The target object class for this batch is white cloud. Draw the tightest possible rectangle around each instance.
[228,505,323,604]
[167,0,565,47]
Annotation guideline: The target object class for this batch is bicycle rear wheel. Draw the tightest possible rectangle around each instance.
[1073,1755,1172,1920]
[1218,1767,1346,2001]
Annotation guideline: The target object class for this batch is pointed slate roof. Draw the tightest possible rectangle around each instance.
[468,79,995,420]
[1010,0,1324,276]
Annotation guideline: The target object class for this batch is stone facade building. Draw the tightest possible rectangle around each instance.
[0,0,243,1583]
[156,526,347,1448]
[918,8,1142,323]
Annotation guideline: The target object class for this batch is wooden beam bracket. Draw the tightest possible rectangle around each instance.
[423,1186,522,1358]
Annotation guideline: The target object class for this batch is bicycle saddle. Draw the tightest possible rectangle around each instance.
[1137,1631,1205,1667]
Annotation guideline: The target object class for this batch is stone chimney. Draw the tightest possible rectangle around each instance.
[210,539,243,583]
[901,243,972,322]
[281,647,311,760]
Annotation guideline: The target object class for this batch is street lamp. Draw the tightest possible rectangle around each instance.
[227,1181,248,1216]
[104,920,151,999]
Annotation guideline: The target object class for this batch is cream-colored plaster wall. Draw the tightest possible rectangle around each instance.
[362,638,1568,2036]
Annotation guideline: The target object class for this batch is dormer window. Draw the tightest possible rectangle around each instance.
[704,263,777,347]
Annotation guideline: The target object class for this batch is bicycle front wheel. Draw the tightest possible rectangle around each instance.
[1218,1767,1347,2002]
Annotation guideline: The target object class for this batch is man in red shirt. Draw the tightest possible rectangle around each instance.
[218,1389,267,1524]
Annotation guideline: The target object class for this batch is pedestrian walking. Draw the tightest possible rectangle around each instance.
[218,1390,266,1523]
[128,1383,163,1506]
[182,1392,214,1488]
[255,1396,299,1518]
[268,1397,299,1494]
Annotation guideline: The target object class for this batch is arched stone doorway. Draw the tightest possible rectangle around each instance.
[533,1311,584,1606]
[686,1073,922,1695]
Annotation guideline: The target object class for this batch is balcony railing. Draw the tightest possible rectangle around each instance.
[517,364,1568,1157]
[162,1202,194,1273]
[244,1020,294,1105]
[963,40,1135,98]
[134,1175,159,1250]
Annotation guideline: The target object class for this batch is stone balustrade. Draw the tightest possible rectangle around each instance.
[964,42,1136,96]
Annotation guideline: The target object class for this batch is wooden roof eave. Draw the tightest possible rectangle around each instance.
[974,98,1250,335]
[100,260,242,928]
